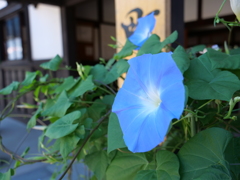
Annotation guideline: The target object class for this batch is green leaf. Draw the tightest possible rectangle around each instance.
[59,134,80,159]
[45,111,81,139]
[208,48,240,70]
[105,58,115,70]
[137,34,161,56]
[172,46,190,73]
[42,91,72,117]
[230,48,240,55]
[114,39,137,60]
[107,113,126,153]
[137,31,178,56]
[91,60,129,85]
[91,64,108,83]
[54,76,76,94]
[75,125,85,139]
[0,169,11,180]
[156,151,180,180]
[40,74,49,83]
[104,59,129,84]
[189,44,206,54]
[85,151,109,180]
[178,128,232,179]
[68,75,95,99]
[0,81,19,95]
[40,55,63,71]
[22,71,41,86]
[87,99,107,121]
[184,53,240,101]
[224,137,240,180]
[27,103,43,129]
[134,170,157,180]
[106,152,148,180]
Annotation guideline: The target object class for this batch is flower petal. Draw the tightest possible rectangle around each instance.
[112,52,185,153]
[117,107,173,153]
[128,12,156,47]
[128,52,183,94]
[160,82,185,119]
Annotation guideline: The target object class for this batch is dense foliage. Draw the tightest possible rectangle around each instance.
[1,1,240,179]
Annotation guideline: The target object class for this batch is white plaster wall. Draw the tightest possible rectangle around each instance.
[202,0,232,19]
[28,3,63,60]
[184,0,198,22]
[0,0,7,10]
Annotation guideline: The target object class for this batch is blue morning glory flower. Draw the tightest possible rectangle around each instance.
[112,52,185,153]
[128,12,156,48]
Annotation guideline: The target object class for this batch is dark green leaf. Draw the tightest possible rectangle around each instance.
[189,44,206,54]
[22,71,41,86]
[114,39,137,60]
[40,55,63,71]
[104,59,129,84]
[42,91,72,117]
[172,46,190,73]
[106,152,148,180]
[208,48,240,70]
[87,99,107,121]
[45,111,81,139]
[105,58,115,70]
[54,76,76,94]
[134,170,157,180]
[27,103,43,129]
[137,31,178,56]
[156,151,180,180]
[75,125,85,139]
[59,134,80,159]
[85,151,109,180]
[0,81,19,95]
[224,137,240,180]
[137,34,161,56]
[178,128,232,179]
[184,53,240,101]
[68,75,95,99]
[107,113,126,153]
[91,64,108,83]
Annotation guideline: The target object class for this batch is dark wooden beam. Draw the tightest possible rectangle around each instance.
[7,0,64,6]
[171,0,184,47]
[185,14,236,30]
[0,3,22,19]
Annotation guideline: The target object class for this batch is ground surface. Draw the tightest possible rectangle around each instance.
[0,117,90,180]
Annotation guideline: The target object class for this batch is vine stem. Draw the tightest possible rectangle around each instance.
[58,110,111,180]
[197,99,213,110]
[191,116,196,137]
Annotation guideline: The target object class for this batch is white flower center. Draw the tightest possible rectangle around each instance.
[144,87,161,110]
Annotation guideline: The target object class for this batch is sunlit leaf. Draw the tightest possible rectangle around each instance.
[0,81,19,95]
[45,111,81,139]
[113,39,137,60]
[42,91,72,117]
[40,55,63,71]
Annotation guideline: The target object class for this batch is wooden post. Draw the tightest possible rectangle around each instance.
[115,0,184,50]
[115,0,171,51]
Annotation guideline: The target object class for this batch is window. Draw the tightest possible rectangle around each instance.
[3,15,23,60]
